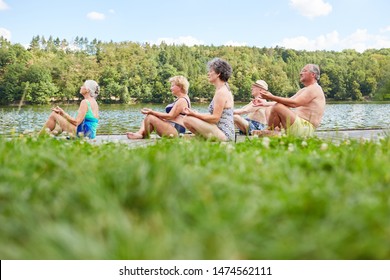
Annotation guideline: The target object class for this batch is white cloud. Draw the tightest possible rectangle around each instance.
[372,37,390,49]
[224,40,247,47]
[109,9,115,14]
[87,11,105,20]
[380,26,390,33]
[0,0,9,10]
[276,29,390,52]
[277,31,339,51]
[0,27,11,41]
[290,0,332,19]
[154,36,205,46]
[341,29,390,52]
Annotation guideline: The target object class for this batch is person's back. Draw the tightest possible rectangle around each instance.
[85,98,99,119]
[77,99,99,139]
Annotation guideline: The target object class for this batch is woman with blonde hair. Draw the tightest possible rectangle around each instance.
[126,75,191,139]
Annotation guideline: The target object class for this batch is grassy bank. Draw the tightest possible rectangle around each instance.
[1,135,389,259]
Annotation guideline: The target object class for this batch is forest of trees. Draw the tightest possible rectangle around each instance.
[1,35,390,105]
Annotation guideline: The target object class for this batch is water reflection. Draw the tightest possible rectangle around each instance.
[321,103,390,130]
[1,103,390,136]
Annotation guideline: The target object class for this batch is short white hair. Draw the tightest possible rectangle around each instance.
[84,80,100,98]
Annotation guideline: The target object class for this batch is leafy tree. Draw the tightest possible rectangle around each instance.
[319,73,332,97]
[0,63,25,104]
[1,35,390,104]
[103,81,125,103]
[21,64,59,104]
[22,80,58,104]
[350,80,363,101]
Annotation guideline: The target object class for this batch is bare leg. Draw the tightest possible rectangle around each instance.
[267,103,296,129]
[52,123,62,135]
[126,132,144,139]
[40,112,76,136]
[234,115,249,134]
[265,107,272,124]
[183,116,227,141]
[252,130,281,137]
[126,120,146,139]
[144,115,178,138]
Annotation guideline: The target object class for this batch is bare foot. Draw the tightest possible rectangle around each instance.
[52,130,60,136]
[126,132,143,139]
[252,130,281,137]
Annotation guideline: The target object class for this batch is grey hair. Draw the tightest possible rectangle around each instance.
[207,58,232,82]
[84,80,100,98]
[308,64,320,81]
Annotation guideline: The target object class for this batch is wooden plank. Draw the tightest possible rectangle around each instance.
[91,128,388,145]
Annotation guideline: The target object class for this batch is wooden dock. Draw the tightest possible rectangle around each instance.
[91,128,388,146]
[314,128,388,141]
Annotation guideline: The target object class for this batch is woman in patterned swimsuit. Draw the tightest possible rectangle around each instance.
[183,58,235,141]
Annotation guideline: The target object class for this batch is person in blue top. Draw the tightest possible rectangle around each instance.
[40,80,99,139]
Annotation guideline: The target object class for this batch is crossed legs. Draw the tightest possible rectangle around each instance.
[267,103,296,130]
[40,112,76,136]
[183,116,227,141]
[233,115,249,134]
[126,115,179,139]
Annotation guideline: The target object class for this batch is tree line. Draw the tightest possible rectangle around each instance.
[1,36,390,105]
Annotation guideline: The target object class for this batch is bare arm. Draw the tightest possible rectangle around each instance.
[143,98,188,120]
[260,88,314,108]
[252,98,276,107]
[234,102,252,115]
[54,101,87,126]
[184,90,226,124]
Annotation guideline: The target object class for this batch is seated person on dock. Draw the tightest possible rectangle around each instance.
[234,80,275,135]
[183,58,235,142]
[40,80,99,139]
[253,64,325,138]
[126,75,191,139]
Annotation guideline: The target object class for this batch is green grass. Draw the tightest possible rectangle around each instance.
[1,135,390,259]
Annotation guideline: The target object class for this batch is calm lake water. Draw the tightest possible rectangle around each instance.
[1,103,390,136]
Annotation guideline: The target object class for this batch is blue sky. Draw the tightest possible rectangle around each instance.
[1,0,390,52]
